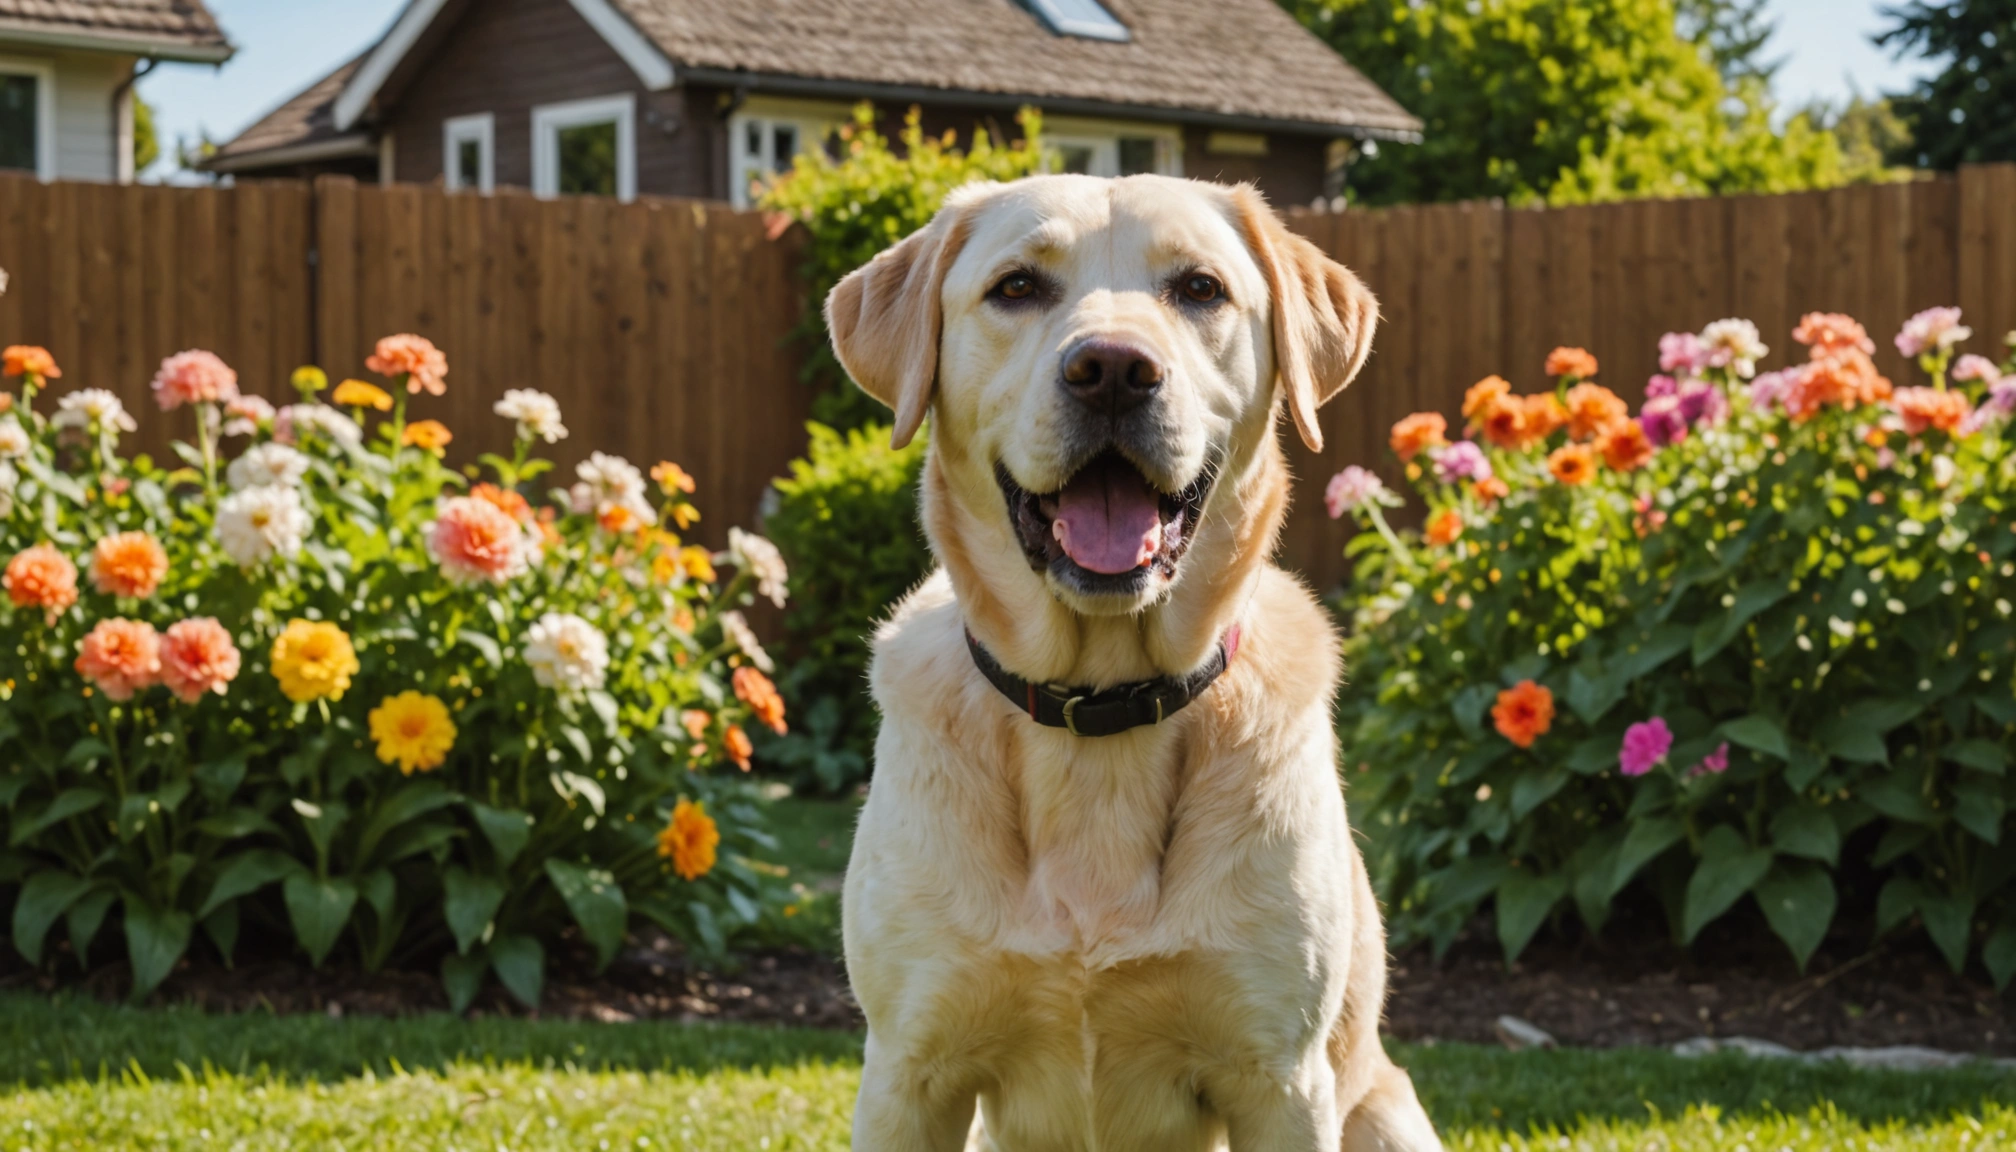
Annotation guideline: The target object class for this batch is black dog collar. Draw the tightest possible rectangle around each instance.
[965,627,1240,737]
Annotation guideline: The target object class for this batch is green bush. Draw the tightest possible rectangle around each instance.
[761,422,930,792]
[1335,312,2016,983]
[758,104,1045,429]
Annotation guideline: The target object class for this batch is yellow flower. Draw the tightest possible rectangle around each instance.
[290,365,328,396]
[651,461,696,495]
[368,691,457,774]
[269,619,360,702]
[669,502,700,530]
[402,420,453,454]
[658,798,719,881]
[332,379,394,411]
[679,545,715,583]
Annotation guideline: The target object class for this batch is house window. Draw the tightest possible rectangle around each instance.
[730,115,828,208]
[442,113,494,193]
[1044,121,1181,178]
[0,58,55,179]
[1022,0,1130,41]
[531,94,636,201]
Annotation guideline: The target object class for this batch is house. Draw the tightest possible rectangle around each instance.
[0,0,232,183]
[204,0,1418,208]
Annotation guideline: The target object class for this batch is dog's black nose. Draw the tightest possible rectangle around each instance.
[1060,340,1164,415]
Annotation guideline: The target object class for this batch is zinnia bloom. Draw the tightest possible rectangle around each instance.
[0,415,32,460]
[1432,440,1491,485]
[569,452,653,530]
[495,389,567,443]
[428,495,533,583]
[225,442,309,490]
[1618,717,1673,777]
[331,379,394,411]
[4,544,78,623]
[1523,394,1569,440]
[74,618,160,701]
[523,612,608,694]
[1325,466,1399,517]
[222,394,276,437]
[1676,379,1728,427]
[402,419,453,454]
[1699,318,1766,378]
[269,619,360,703]
[1890,386,1972,436]
[1639,396,1689,447]
[158,617,240,703]
[1462,375,1511,421]
[368,691,458,774]
[90,531,168,599]
[1784,349,1891,421]
[723,724,754,771]
[1597,419,1655,472]
[659,798,720,880]
[150,349,239,410]
[1565,383,1628,441]
[1480,399,1531,449]
[1544,346,1598,380]
[1388,412,1447,461]
[1658,332,1710,376]
[1424,507,1463,547]
[3,345,60,379]
[1894,307,1970,358]
[215,485,311,567]
[1492,680,1554,748]
[366,333,449,395]
[729,528,789,609]
[1547,443,1596,485]
[470,482,534,522]
[1952,354,2002,385]
[1793,312,1875,355]
[733,665,788,735]
[51,389,136,434]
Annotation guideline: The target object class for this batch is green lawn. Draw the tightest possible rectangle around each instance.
[1,993,2011,1150]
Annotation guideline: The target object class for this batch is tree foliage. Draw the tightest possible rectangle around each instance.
[1876,0,2016,168]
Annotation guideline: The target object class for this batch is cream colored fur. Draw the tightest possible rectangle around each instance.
[827,175,1440,1151]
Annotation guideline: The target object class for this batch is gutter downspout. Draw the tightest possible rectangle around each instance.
[111,57,157,183]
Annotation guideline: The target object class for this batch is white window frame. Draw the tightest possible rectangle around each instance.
[0,56,57,181]
[1041,117,1182,179]
[442,112,494,192]
[726,98,846,209]
[531,93,636,201]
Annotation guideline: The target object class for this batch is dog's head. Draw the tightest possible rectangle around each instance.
[827,176,1375,655]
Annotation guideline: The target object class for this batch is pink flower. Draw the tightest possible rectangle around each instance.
[1677,379,1728,426]
[1432,440,1492,485]
[1639,395,1689,448]
[427,496,533,583]
[1894,307,1969,358]
[1952,354,2002,385]
[1324,466,1399,518]
[223,394,276,437]
[1619,717,1673,777]
[1645,373,1680,399]
[1747,369,1795,412]
[158,617,242,703]
[150,350,240,411]
[366,334,449,396]
[1688,742,1731,777]
[1658,332,1710,375]
[74,618,161,700]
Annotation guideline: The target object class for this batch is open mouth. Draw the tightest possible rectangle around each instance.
[997,451,1212,593]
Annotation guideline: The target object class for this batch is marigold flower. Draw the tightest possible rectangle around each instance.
[369,691,458,774]
[1544,346,1598,380]
[150,349,239,410]
[723,724,754,771]
[291,366,328,395]
[402,419,453,454]
[5,544,78,623]
[1890,386,1972,436]
[659,798,720,880]
[90,531,168,599]
[1524,394,1568,438]
[1462,375,1511,421]
[1619,717,1672,777]
[651,461,696,494]
[429,495,533,584]
[366,334,449,395]
[1424,507,1463,547]
[471,482,534,522]
[3,345,59,379]
[158,617,240,703]
[1597,419,1655,472]
[269,619,360,703]
[1492,680,1554,748]
[1480,400,1530,449]
[74,618,160,701]
[1388,412,1447,461]
[733,665,788,734]
[1792,312,1875,355]
[1547,443,1596,486]
[1472,475,1509,503]
[331,379,394,411]
[1565,383,1628,441]
[1785,349,1890,421]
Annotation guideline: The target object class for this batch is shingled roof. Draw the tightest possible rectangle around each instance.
[207,52,371,171]
[0,0,231,61]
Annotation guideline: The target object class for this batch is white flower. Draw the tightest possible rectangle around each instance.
[1828,616,1855,639]
[494,389,568,443]
[728,528,789,609]
[719,609,774,672]
[0,415,28,460]
[226,443,310,490]
[1698,319,1767,380]
[523,612,608,694]
[569,451,653,530]
[51,389,136,433]
[215,484,310,567]
[276,403,361,450]
[0,460,15,518]
[222,395,276,438]
[1931,454,1956,489]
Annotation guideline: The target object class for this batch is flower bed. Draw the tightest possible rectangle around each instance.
[0,338,801,1006]
[1334,310,2016,984]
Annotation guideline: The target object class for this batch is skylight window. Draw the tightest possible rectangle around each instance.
[1022,0,1131,42]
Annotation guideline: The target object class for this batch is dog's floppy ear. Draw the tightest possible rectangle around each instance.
[1232,186,1379,453]
[824,200,975,449]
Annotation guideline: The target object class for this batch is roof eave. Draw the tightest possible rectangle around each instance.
[0,20,233,63]
[200,133,378,173]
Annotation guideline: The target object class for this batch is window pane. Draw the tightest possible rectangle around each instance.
[556,120,617,197]
[771,125,797,173]
[456,139,481,187]
[0,75,37,172]
[1055,144,1094,175]
[745,122,762,159]
[1118,137,1158,176]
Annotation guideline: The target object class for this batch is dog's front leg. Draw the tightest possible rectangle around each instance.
[1218,1058,1341,1152]
[854,1031,982,1152]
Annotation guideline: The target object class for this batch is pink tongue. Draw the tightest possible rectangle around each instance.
[1052,457,1163,574]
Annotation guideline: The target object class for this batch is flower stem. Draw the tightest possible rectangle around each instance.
[1366,505,1415,569]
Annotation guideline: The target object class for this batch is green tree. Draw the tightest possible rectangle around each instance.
[1676,0,1781,83]
[132,94,158,174]
[1284,0,1845,206]
[1876,0,2016,168]
[1804,91,1916,183]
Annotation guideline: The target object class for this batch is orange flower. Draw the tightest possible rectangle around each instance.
[1492,680,1554,748]
[3,346,60,379]
[597,503,639,534]
[331,379,394,411]
[1480,400,1530,449]
[158,617,241,703]
[470,482,533,523]
[1388,412,1448,461]
[366,333,449,395]
[428,495,530,583]
[1596,420,1654,472]
[651,461,696,495]
[89,531,169,599]
[1785,351,1891,421]
[0,393,11,414]
[732,665,788,735]
[1524,393,1568,439]
[680,709,711,739]
[724,724,754,771]
[1548,443,1596,485]
[1890,386,1971,436]
[4,544,78,623]
[1565,383,1627,441]
[1544,347,1598,380]
[1462,376,1511,421]
[402,419,453,453]
[658,798,720,881]
[74,618,161,701]
[1792,312,1875,355]
[1473,476,1509,503]
[1425,507,1463,546]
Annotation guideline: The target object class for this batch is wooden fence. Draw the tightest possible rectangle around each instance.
[3,167,2014,591]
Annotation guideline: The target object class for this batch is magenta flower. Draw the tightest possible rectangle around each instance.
[1645,373,1680,399]
[1687,742,1731,777]
[1677,379,1728,427]
[1640,396,1689,448]
[1433,440,1492,485]
[1619,718,1673,777]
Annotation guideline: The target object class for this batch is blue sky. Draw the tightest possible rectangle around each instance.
[134,0,1946,181]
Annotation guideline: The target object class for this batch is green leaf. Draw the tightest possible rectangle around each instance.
[356,780,457,866]
[1691,580,1792,666]
[1875,876,1923,936]
[1770,805,1842,865]
[1609,623,1692,681]
[12,872,92,964]
[1566,735,1618,776]
[1919,892,1975,973]
[1681,826,1773,943]
[1985,924,2016,992]
[1859,773,1939,824]
[282,874,357,967]
[1610,816,1684,899]
[1976,694,2016,727]
[1451,684,1496,739]
[1814,699,1923,765]
[442,948,488,1014]
[1754,861,1836,971]
[289,799,350,865]
[1721,714,1790,762]
[1509,767,1568,820]
[1785,745,1829,793]
[198,850,302,919]
[1873,823,1931,867]
[1425,856,1508,918]
[458,631,503,668]
[1569,829,1624,935]
[490,934,544,1008]
[1495,871,1566,963]
[1944,739,2008,775]
[1952,778,2005,844]
[469,804,534,869]
[686,902,726,960]
[8,788,107,847]
[443,867,506,955]
[1565,666,1624,724]
[544,859,628,970]
[62,738,111,768]
[193,808,283,839]
[202,903,239,965]
[65,886,116,964]
[121,899,192,1000]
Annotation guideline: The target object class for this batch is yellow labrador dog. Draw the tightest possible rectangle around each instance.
[826,174,1439,1152]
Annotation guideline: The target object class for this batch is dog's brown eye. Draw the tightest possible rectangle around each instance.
[1181,274,1222,303]
[994,273,1037,300]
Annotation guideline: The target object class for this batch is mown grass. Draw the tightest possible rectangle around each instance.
[2,993,2012,1150]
